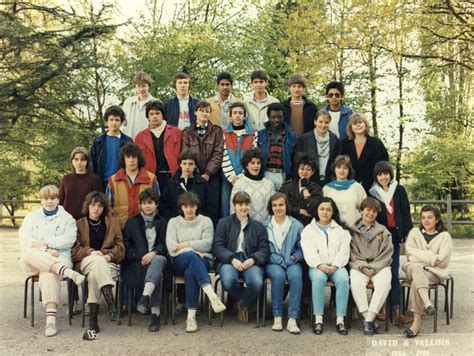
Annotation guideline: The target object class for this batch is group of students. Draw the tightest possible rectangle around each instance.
[18,70,453,341]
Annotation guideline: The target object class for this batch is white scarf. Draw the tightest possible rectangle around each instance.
[369,180,398,214]
[150,120,167,138]
[315,131,330,178]
[270,216,291,251]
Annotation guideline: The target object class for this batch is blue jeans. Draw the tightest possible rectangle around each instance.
[170,251,211,310]
[264,171,285,191]
[219,253,264,309]
[265,263,302,319]
[220,172,232,218]
[390,236,401,309]
[309,267,349,317]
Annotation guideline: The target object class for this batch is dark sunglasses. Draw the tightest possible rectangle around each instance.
[328,93,341,98]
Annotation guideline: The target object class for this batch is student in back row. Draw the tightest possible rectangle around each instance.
[207,72,240,128]
[165,72,200,130]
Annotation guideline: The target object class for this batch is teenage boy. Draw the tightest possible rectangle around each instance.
[106,143,159,228]
[135,100,182,189]
[91,106,133,190]
[349,197,393,336]
[258,103,297,190]
[243,70,279,130]
[281,74,318,136]
[164,72,200,130]
[182,101,223,225]
[207,72,240,128]
[325,81,353,140]
[122,71,156,139]
[123,189,168,332]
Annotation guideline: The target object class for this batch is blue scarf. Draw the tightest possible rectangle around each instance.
[325,179,357,191]
[43,207,59,216]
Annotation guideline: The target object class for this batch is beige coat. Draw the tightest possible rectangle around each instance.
[349,221,393,274]
[403,228,452,281]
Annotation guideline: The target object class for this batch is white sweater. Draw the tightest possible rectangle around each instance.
[323,183,367,227]
[230,175,275,222]
[301,219,351,269]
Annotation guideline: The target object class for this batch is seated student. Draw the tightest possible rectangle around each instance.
[123,189,169,332]
[325,81,353,140]
[159,149,208,219]
[135,100,182,190]
[90,105,133,190]
[258,102,298,190]
[221,102,257,217]
[349,197,393,336]
[60,147,102,220]
[301,197,351,336]
[166,192,226,333]
[106,142,159,228]
[230,147,275,222]
[402,205,453,338]
[279,154,323,227]
[72,192,124,333]
[213,191,269,324]
[263,193,304,334]
[19,185,85,337]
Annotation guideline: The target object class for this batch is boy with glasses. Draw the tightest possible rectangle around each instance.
[325,81,353,140]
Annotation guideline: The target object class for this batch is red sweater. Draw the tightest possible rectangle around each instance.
[59,172,102,220]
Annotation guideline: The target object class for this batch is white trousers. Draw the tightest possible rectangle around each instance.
[80,255,119,304]
[350,267,392,314]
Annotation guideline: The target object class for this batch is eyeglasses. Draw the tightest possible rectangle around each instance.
[328,93,341,98]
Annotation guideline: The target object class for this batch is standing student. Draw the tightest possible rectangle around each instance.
[243,70,279,130]
[135,100,182,189]
[60,147,102,220]
[325,81,353,140]
[369,161,413,324]
[341,113,389,192]
[90,106,133,190]
[122,71,156,139]
[281,74,318,136]
[207,72,240,128]
[164,72,201,130]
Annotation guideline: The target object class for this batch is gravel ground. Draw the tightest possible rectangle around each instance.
[0,228,473,355]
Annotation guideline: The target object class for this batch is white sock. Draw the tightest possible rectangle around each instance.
[202,283,217,299]
[143,282,155,297]
[151,306,160,316]
[187,309,197,320]
[46,308,57,324]
[315,315,323,324]
[366,311,376,322]
[336,316,344,325]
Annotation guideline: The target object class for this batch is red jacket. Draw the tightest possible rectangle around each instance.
[135,125,182,175]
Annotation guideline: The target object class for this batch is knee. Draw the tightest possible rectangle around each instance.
[150,255,167,269]
[309,269,326,284]
[268,268,285,284]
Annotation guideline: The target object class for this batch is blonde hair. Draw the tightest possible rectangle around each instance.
[69,147,89,173]
[346,113,371,139]
[39,185,59,199]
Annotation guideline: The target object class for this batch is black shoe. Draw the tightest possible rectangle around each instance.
[424,305,436,316]
[89,303,100,333]
[403,327,419,338]
[136,295,150,315]
[109,309,120,322]
[363,321,374,336]
[372,320,380,334]
[336,323,348,335]
[148,314,161,332]
[312,323,323,335]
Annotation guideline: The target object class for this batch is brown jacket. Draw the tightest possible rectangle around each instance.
[72,215,125,266]
[182,122,224,177]
[349,220,393,274]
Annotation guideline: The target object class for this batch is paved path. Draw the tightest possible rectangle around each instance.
[0,228,473,355]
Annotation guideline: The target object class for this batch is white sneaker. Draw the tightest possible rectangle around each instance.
[186,317,198,333]
[272,316,283,331]
[45,322,57,337]
[71,272,85,286]
[210,297,227,314]
[287,318,301,334]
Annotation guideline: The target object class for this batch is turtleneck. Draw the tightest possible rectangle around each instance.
[43,207,59,217]
[244,169,264,181]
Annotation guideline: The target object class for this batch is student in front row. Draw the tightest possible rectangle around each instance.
[90,106,133,190]
[349,197,393,336]
[213,191,269,324]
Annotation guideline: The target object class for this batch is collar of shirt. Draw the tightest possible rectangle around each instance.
[357,222,375,233]
[106,131,121,139]
[195,122,209,130]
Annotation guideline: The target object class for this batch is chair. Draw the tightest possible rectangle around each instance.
[23,274,74,327]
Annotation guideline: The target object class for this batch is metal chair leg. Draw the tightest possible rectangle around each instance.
[262,278,267,328]
[433,285,438,333]
[31,276,35,327]
[443,284,449,325]
[219,278,224,327]
[128,288,133,327]
[385,296,389,332]
[24,276,32,318]
[68,279,73,326]
[81,282,87,327]
[256,293,260,328]
[450,276,454,319]
[171,277,176,325]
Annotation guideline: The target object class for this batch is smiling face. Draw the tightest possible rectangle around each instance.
[135,83,149,98]
[148,109,164,129]
[361,207,378,226]
[421,211,439,232]
[298,163,315,180]
[181,203,198,220]
[351,119,367,136]
[218,79,232,98]
[41,196,59,212]
[195,106,211,126]
[234,202,250,219]
[268,110,284,131]
[317,202,333,225]
[230,107,245,127]
[271,197,287,218]
[335,163,349,181]
[376,172,391,188]
[315,114,330,136]
[141,199,157,216]
[175,78,190,97]
[88,201,104,221]
[246,157,261,176]
[71,153,87,174]
[252,78,267,95]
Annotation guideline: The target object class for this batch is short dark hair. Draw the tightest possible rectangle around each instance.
[179,149,198,164]
[325,81,345,96]
[295,154,318,174]
[315,197,345,228]
[250,70,268,82]
[217,72,233,85]
[267,102,285,118]
[420,205,446,232]
[330,155,355,180]
[139,188,160,205]
[232,191,251,205]
[194,100,211,112]
[373,161,394,182]
[173,72,191,89]
[104,105,125,123]
[288,74,306,88]
[82,191,109,217]
[267,192,291,216]
[177,191,200,216]
[240,147,262,172]
[229,102,246,117]
[119,143,146,169]
[360,197,381,213]
[146,100,166,120]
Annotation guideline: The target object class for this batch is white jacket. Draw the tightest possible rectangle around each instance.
[19,206,77,263]
[243,92,279,130]
[301,219,351,269]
